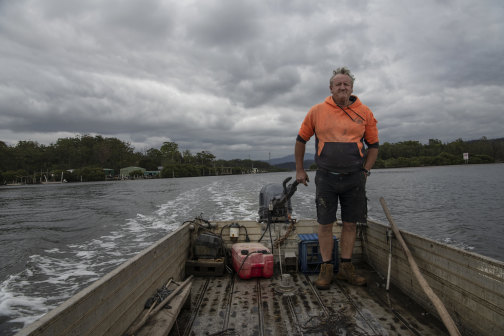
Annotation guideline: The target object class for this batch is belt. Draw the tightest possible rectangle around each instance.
[317,168,356,175]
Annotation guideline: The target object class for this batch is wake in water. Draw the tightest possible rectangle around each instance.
[0,178,284,334]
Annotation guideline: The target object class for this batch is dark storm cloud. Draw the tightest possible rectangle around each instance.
[0,0,503,159]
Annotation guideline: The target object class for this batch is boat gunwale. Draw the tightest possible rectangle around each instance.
[366,219,504,268]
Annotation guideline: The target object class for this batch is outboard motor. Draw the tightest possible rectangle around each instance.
[258,177,299,223]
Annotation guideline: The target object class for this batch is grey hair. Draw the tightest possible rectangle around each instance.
[330,67,355,86]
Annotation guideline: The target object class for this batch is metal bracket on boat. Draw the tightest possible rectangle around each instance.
[386,228,393,242]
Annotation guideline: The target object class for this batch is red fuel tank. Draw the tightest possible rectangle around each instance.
[231,243,274,279]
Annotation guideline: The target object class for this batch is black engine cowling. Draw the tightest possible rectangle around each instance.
[258,177,298,223]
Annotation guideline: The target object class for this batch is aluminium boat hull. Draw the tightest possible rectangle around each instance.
[16,219,504,336]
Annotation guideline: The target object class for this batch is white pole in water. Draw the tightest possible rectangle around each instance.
[277,226,283,275]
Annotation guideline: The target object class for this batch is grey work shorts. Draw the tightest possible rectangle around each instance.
[315,169,367,224]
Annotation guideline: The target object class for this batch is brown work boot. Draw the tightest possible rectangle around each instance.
[314,263,333,290]
[335,262,367,286]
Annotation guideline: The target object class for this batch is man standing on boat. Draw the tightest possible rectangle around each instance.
[295,67,379,289]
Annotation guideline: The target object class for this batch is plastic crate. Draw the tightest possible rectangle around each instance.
[298,234,339,274]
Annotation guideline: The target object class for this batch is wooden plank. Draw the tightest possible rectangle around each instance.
[137,282,192,336]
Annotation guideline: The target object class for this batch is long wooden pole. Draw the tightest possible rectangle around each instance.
[148,275,193,317]
[126,275,193,336]
[380,197,461,336]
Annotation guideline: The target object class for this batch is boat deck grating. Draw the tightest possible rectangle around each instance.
[171,266,448,336]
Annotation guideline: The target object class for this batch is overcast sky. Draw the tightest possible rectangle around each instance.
[1,0,503,160]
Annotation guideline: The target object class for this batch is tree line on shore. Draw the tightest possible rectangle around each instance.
[0,135,283,184]
[372,137,502,168]
[1,135,503,184]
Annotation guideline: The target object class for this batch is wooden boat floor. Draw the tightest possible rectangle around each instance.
[171,266,448,336]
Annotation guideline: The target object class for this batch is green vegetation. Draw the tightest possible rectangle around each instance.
[0,135,284,184]
[373,138,502,168]
[73,167,106,182]
[1,136,502,185]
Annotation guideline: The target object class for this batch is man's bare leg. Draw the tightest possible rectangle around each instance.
[318,223,334,261]
[315,222,335,289]
[340,221,356,259]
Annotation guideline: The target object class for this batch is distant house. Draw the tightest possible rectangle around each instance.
[120,166,146,179]
[220,167,233,175]
[144,171,160,178]
[103,168,114,178]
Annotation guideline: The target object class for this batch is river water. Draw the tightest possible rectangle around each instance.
[1,163,503,334]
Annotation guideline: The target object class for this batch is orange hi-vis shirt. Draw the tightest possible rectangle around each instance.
[297,95,379,173]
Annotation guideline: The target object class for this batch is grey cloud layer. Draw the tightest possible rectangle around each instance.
[0,0,503,159]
